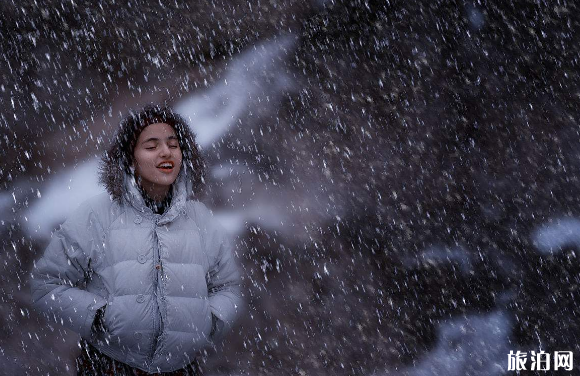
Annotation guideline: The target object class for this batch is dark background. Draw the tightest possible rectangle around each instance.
[1,0,579,375]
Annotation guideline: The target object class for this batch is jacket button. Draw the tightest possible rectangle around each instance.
[134,215,142,224]
[134,332,142,340]
[138,255,147,264]
[136,294,145,303]
[155,264,161,270]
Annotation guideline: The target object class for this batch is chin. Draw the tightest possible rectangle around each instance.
[160,175,180,186]
[157,178,177,187]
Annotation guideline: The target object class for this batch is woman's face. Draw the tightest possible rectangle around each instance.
[132,122,183,199]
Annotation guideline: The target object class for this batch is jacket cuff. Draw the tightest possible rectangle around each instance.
[209,294,239,335]
[209,313,225,341]
[80,295,108,339]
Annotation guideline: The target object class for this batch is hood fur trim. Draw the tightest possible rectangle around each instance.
[98,104,206,202]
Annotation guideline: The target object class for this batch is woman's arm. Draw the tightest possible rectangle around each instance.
[204,212,243,341]
[29,201,108,339]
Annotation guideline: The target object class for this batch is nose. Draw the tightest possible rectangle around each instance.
[159,143,171,157]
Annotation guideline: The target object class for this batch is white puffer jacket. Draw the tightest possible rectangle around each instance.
[30,170,242,372]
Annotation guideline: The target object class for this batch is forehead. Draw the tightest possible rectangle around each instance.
[137,122,177,139]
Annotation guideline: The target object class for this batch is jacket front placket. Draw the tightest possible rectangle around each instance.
[149,199,184,367]
[149,212,165,367]
[123,173,188,370]
[123,177,166,369]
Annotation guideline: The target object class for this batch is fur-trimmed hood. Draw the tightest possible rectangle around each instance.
[98,104,206,202]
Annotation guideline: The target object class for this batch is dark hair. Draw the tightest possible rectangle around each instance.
[99,104,206,201]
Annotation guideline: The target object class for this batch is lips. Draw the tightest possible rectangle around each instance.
[156,161,175,170]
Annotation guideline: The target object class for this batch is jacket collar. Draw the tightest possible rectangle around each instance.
[122,170,187,225]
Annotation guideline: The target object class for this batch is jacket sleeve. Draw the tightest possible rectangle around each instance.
[204,210,243,341]
[30,201,108,339]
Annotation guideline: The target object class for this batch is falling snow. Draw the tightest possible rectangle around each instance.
[2,0,580,375]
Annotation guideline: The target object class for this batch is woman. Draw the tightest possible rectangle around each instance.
[30,105,242,375]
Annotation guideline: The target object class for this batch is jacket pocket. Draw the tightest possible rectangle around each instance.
[102,295,138,337]
[164,263,208,298]
[102,298,115,335]
[101,295,151,351]
[202,299,214,343]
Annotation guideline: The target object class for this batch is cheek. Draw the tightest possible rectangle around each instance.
[133,151,142,165]
[133,152,154,170]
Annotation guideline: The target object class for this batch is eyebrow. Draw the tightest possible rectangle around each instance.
[141,135,179,144]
